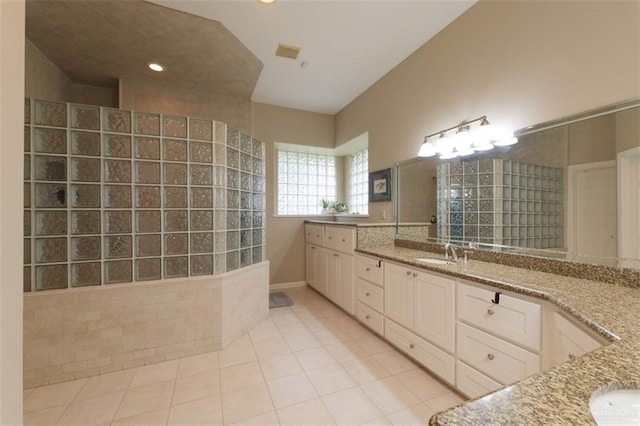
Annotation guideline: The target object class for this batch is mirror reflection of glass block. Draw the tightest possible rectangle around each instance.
[163,116,187,139]
[190,141,213,163]
[240,153,251,172]
[240,192,251,210]
[24,266,31,292]
[190,165,213,186]
[35,183,66,208]
[25,126,31,152]
[104,109,132,133]
[135,210,161,234]
[227,127,239,148]
[164,210,188,232]
[164,187,187,208]
[190,119,213,141]
[135,112,161,136]
[71,132,101,156]
[104,185,131,208]
[36,264,68,290]
[240,133,252,153]
[105,260,132,284]
[240,249,251,268]
[214,232,226,253]
[214,143,225,166]
[241,211,251,229]
[214,188,226,209]
[104,211,132,234]
[253,176,264,193]
[190,187,213,208]
[36,211,67,235]
[24,211,31,236]
[34,156,66,181]
[252,193,264,211]
[226,231,239,250]
[135,186,160,208]
[191,232,213,254]
[214,210,226,230]
[226,211,239,230]
[214,166,226,186]
[240,230,250,248]
[190,210,213,231]
[104,160,131,183]
[191,255,213,276]
[24,155,31,180]
[71,184,101,208]
[104,134,132,158]
[164,257,188,278]
[252,139,263,158]
[227,190,239,209]
[71,262,101,287]
[35,237,67,263]
[163,139,187,162]
[226,251,239,272]
[241,173,252,191]
[163,163,187,185]
[72,211,100,235]
[25,99,31,124]
[34,128,67,154]
[24,238,31,264]
[72,236,101,261]
[227,169,239,189]
[135,137,161,160]
[214,254,226,274]
[252,246,262,263]
[106,235,132,259]
[71,105,100,130]
[165,233,188,255]
[35,101,67,127]
[227,149,239,169]
[252,158,264,175]
[71,158,101,182]
[252,229,262,246]
[252,212,263,228]
[136,234,161,257]
[135,161,160,184]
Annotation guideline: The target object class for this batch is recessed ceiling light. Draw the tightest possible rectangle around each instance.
[147,62,165,72]
[258,0,275,4]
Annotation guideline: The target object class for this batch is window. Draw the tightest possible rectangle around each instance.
[349,148,369,215]
[277,150,336,215]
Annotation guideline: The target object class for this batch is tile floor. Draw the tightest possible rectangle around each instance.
[23,286,466,425]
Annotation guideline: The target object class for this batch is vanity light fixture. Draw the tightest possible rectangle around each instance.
[418,115,518,159]
[147,62,165,72]
[258,0,276,4]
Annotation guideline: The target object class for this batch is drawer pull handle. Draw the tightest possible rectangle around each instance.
[366,267,370,272]
[412,272,418,277]
[342,238,346,242]
[366,292,370,296]
[366,315,370,320]
[568,352,576,360]
[487,353,495,360]
[406,271,412,276]
[487,308,495,316]
[409,344,415,349]
[491,292,501,304]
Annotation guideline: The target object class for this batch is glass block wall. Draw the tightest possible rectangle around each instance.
[437,159,563,249]
[23,99,266,291]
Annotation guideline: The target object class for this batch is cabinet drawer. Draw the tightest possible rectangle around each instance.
[385,320,455,386]
[457,282,541,351]
[325,226,355,254]
[457,322,540,385]
[356,255,384,287]
[456,360,502,400]
[357,278,384,313]
[550,312,602,366]
[356,302,384,336]
[305,224,324,246]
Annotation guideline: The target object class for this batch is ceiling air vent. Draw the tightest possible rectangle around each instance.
[275,43,301,60]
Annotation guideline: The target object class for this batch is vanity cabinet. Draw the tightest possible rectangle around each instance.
[355,254,385,336]
[547,312,602,367]
[326,249,355,314]
[305,243,325,295]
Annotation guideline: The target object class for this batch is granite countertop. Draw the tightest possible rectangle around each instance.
[305,220,430,227]
[355,245,640,425]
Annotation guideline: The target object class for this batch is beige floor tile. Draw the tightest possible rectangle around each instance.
[361,376,421,415]
[301,318,333,334]
[363,416,392,425]
[56,391,124,425]
[75,369,135,402]
[252,338,292,360]
[230,410,279,425]
[258,353,304,381]
[370,350,417,375]
[424,391,466,413]
[282,331,322,352]
[115,379,174,420]
[249,325,283,344]
[221,382,274,424]
[321,386,383,425]
[24,388,35,400]
[128,360,179,389]
[277,321,310,337]
[305,363,356,396]
[172,370,221,405]
[270,312,300,327]
[386,402,436,425]
[177,351,219,378]
[340,356,390,385]
[276,397,335,425]
[167,394,222,425]
[110,407,170,425]
[220,361,264,393]
[24,379,88,413]
[312,329,350,345]
[394,368,453,401]
[356,335,394,355]
[294,347,336,371]
[225,334,253,350]
[323,340,365,362]
[266,372,318,409]
[218,345,257,369]
[22,405,66,425]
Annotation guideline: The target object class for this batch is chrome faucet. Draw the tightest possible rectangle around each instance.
[444,243,458,261]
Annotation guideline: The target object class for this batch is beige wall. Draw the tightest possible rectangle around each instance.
[568,115,617,166]
[25,38,72,102]
[71,83,118,108]
[616,108,640,154]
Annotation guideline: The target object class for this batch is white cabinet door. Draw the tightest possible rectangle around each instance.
[306,244,326,295]
[456,360,502,400]
[326,249,354,314]
[414,271,456,353]
[549,312,602,366]
[326,250,340,303]
[384,262,414,330]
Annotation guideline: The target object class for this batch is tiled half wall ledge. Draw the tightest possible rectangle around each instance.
[24,261,269,388]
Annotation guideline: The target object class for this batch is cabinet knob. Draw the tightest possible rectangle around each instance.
[487,308,495,316]
[487,353,495,360]
[311,247,315,250]
[342,238,346,242]
[366,292,370,296]
[366,267,370,272]
[328,236,332,239]
[365,315,370,320]
[568,352,576,360]
[409,343,415,349]
[412,272,418,277]
[406,271,412,276]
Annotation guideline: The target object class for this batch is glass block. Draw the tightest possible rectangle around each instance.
[104,185,131,208]
[190,141,213,163]
[136,211,161,233]
[227,148,239,169]
[191,232,213,253]
[136,234,161,257]
[240,248,251,268]
[24,210,31,236]
[253,176,264,192]
[104,134,132,158]
[463,161,478,174]
[105,260,132,284]
[34,156,66,181]
[34,128,66,154]
[240,230,250,248]
[106,235,132,259]
[36,264,68,290]
[214,143,226,166]
[214,122,226,144]
[190,187,213,208]
[214,166,226,186]
[163,115,187,138]
[190,119,213,141]
[165,233,188,255]
[226,231,239,250]
[25,126,31,152]
[227,190,239,209]
[104,109,132,133]
[164,187,187,208]
[164,257,188,278]
[72,211,100,235]
[35,183,66,208]
[24,238,31,264]
[190,165,213,186]
[104,211,132,234]
[252,193,264,211]
[163,139,187,161]
[135,137,161,160]
[71,262,101,287]
[190,210,213,231]
[241,211,251,229]
[71,105,100,130]
[24,154,31,180]
[214,254,226,274]
[135,161,160,184]
[35,100,66,127]
[164,163,187,185]
[252,212,263,228]
[71,131,101,156]
[240,133,252,153]
[71,236,101,261]
[241,173,252,191]
[24,266,32,292]
[226,251,239,272]
[71,184,100,208]
[241,153,251,172]
[226,127,239,148]
[164,210,188,232]
[241,191,251,210]
[214,188,226,209]
[214,210,226,230]
[252,229,262,246]
[71,157,100,182]
[214,232,226,253]
[226,210,239,230]
[25,98,31,124]
[464,174,477,186]
[191,255,213,276]
[252,139,263,158]
[252,246,262,263]
[35,211,66,236]
[227,169,239,189]
[35,237,67,263]
[135,112,160,136]
[135,186,160,208]
[104,159,132,183]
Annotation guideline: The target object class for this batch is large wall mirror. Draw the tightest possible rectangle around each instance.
[395,98,640,270]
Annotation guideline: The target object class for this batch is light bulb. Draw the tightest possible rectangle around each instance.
[435,133,453,155]
[147,62,164,72]
[494,136,518,147]
[418,141,436,157]
[439,151,458,160]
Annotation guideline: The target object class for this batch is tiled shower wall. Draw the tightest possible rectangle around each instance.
[437,159,563,249]
[23,99,266,291]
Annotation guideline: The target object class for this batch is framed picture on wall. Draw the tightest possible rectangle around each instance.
[369,168,392,202]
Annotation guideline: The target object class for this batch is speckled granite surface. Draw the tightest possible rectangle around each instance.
[356,244,640,426]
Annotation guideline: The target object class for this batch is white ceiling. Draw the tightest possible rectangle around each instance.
[151,0,476,114]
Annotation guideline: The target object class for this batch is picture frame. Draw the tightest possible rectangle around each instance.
[369,168,392,202]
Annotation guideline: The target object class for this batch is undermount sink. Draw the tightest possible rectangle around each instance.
[590,389,640,425]
[415,258,456,266]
